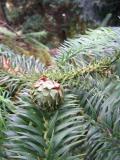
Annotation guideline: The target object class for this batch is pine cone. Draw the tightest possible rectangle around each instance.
[33,76,63,111]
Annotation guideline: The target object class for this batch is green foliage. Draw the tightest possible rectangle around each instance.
[0,44,44,74]
[25,31,47,42]
[79,81,120,160]
[58,27,120,66]
[0,87,15,158]
[0,27,120,160]
[4,94,86,160]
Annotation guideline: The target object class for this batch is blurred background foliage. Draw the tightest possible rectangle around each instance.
[0,0,120,48]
